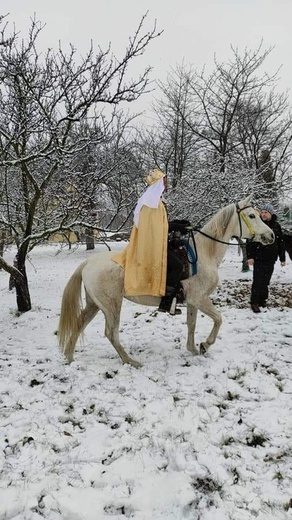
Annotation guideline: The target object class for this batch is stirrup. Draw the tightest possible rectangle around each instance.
[158,295,182,315]
[169,297,182,316]
[169,297,177,315]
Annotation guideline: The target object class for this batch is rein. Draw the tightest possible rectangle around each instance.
[191,228,239,246]
[190,203,255,246]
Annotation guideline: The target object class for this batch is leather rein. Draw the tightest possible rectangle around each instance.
[191,203,255,246]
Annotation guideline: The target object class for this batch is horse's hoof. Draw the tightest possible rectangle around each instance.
[64,353,74,364]
[133,361,142,369]
[125,358,142,369]
[199,343,208,355]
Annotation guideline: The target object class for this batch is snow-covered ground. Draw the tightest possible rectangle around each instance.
[0,242,291,520]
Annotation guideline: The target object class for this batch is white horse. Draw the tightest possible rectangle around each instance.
[58,196,274,368]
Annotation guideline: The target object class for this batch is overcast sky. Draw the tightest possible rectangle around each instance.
[2,0,292,116]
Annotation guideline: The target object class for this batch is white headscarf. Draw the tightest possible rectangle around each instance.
[133,177,165,228]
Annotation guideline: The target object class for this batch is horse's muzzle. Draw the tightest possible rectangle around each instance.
[258,232,275,245]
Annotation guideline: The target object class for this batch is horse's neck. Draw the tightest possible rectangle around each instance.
[198,215,235,265]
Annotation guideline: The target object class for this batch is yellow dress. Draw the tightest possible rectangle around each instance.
[112,201,168,296]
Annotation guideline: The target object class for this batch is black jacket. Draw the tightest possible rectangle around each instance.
[246,214,286,264]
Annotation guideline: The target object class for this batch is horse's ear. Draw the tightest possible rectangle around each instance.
[241,194,253,206]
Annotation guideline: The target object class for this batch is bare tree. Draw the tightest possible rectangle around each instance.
[151,44,292,221]
[140,63,199,188]
[0,14,161,312]
[70,112,146,242]
[234,91,292,202]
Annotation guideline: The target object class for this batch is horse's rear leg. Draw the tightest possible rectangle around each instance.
[186,303,199,355]
[65,299,98,363]
[103,306,142,369]
[198,296,222,354]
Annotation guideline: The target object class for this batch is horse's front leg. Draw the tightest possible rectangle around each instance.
[198,296,222,354]
[186,303,199,355]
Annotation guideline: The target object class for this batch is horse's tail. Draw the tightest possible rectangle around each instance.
[58,260,87,360]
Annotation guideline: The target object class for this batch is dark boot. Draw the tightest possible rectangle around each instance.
[259,301,267,308]
[158,295,182,315]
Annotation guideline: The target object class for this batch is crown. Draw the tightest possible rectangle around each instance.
[144,168,165,186]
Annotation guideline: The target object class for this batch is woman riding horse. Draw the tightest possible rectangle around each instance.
[112,168,183,314]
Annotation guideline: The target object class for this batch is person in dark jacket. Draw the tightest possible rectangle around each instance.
[246,203,286,313]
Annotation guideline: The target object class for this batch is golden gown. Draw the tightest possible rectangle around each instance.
[112,201,168,297]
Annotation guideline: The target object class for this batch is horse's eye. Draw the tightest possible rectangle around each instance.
[249,214,256,219]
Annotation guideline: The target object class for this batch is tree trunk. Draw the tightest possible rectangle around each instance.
[0,231,5,267]
[15,277,32,312]
[1,251,31,312]
[85,228,95,250]
[237,239,249,272]
[14,255,32,312]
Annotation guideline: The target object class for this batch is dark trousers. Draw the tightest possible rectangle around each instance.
[251,261,274,305]
[165,249,184,295]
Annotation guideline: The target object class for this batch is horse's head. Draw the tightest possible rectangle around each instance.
[236,196,275,245]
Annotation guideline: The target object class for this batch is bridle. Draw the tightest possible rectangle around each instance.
[192,202,256,246]
[235,203,256,240]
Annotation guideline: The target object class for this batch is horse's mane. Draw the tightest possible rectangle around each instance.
[199,203,235,255]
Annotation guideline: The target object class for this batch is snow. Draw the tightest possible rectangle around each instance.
[0,242,291,520]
